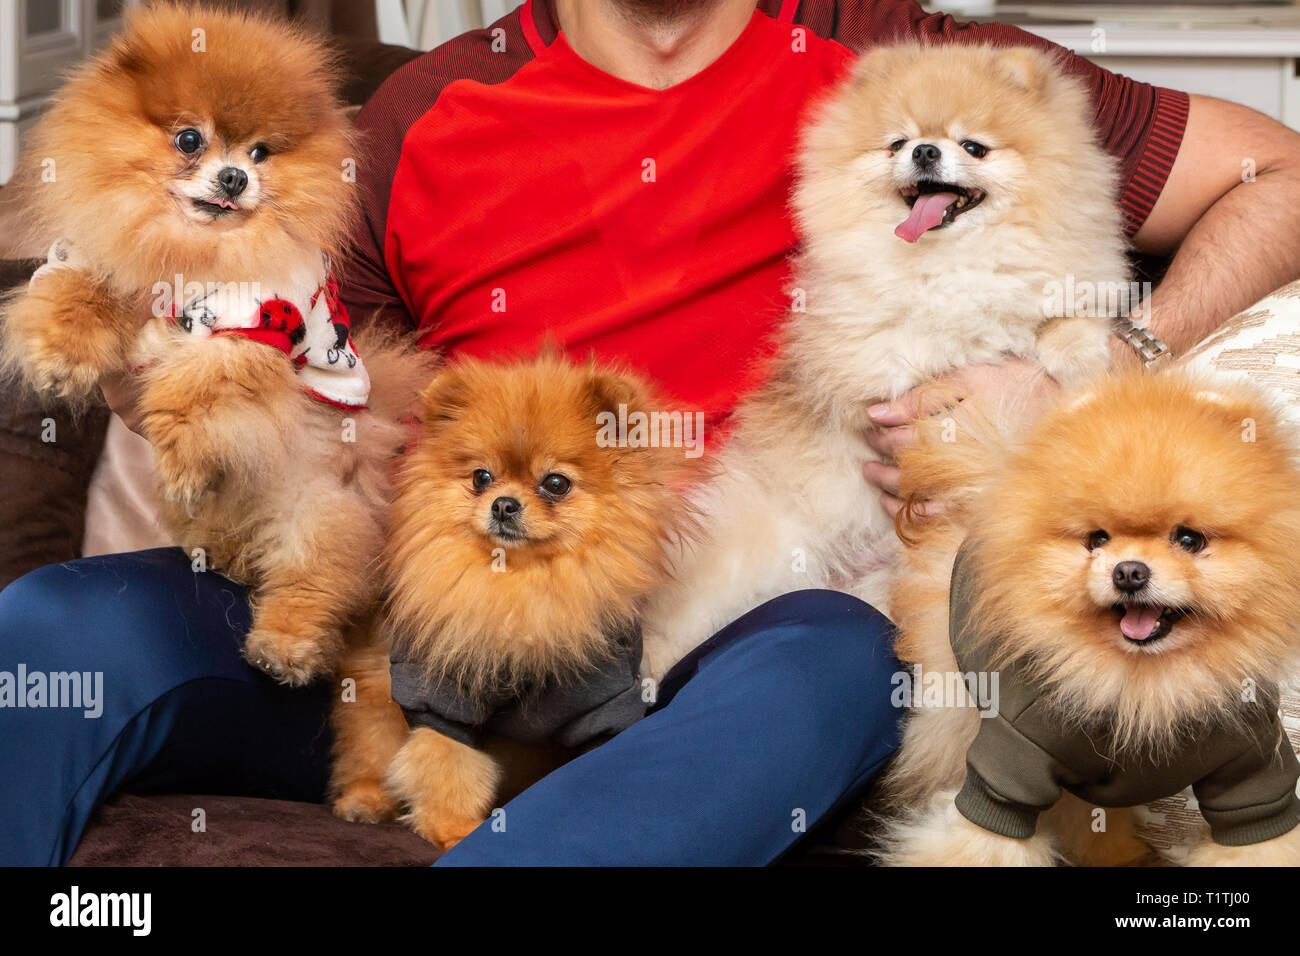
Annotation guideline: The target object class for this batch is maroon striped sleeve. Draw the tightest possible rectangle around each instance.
[1120,88,1187,236]
[340,6,537,328]
[795,0,1189,238]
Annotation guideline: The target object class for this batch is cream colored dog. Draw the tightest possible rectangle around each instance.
[641,44,1129,679]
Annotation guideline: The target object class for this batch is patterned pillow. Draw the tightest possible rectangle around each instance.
[1135,279,1300,861]
[1180,280,1300,429]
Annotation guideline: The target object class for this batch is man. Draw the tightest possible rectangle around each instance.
[2,0,1297,866]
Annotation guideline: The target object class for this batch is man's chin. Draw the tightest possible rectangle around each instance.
[610,0,720,26]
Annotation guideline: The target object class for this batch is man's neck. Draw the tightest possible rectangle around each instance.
[554,0,759,90]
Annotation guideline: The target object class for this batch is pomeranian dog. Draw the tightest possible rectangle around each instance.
[0,3,429,683]
[881,372,1300,866]
[329,354,696,847]
[640,43,1129,679]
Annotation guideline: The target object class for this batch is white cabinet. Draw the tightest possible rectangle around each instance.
[0,0,137,184]
[992,5,1300,130]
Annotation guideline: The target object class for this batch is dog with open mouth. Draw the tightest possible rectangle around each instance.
[881,372,1300,866]
[640,43,1130,678]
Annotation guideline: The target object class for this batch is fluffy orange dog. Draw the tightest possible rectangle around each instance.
[329,354,696,847]
[882,372,1300,866]
[0,4,428,684]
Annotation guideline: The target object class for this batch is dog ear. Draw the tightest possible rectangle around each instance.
[995,47,1057,95]
[582,360,650,418]
[419,367,470,423]
[1191,387,1269,438]
[582,359,707,489]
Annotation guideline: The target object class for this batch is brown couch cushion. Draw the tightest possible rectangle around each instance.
[0,259,112,589]
[66,791,873,866]
[68,793,440,867]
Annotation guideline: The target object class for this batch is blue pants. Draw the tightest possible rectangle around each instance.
[0,548,901,866]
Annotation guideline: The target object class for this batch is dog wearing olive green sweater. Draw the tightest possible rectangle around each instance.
[880,374,1300,866]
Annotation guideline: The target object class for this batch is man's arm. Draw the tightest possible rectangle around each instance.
[1134,93,1300,358]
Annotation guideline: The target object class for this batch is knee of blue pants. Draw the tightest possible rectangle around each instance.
[678,588,902,762]
[0,550,330,864]
[660,588,900,728]
[0,548,252,704]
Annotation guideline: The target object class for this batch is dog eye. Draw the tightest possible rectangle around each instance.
[1087,530,1110,550]
[961,140,988,159]
[539,473,571,498]
[471,469,493,492]
[1172,526,1206,554]
[888,139,907,153]
[175,128,204,155]
[250,144,271,164]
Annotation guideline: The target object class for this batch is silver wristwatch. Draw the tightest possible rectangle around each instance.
[1113,318,1173,371]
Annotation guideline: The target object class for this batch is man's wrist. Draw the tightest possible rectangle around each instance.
[1112,316,1174,371]
[1108,334,1143,372]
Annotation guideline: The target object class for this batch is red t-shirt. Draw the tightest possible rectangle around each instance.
[343,0,1187,427]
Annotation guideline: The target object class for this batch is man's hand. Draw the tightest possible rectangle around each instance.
[863,358,1061,516]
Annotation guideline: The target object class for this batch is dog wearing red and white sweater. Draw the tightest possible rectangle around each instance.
[0,5,431,697]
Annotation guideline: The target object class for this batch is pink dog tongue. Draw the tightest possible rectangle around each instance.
[895,192,958,243]
[1120,606,1162,641]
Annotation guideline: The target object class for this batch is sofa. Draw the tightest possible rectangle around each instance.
[11,3,1296,869]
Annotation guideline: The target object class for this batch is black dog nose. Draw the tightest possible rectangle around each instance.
[217,166,248,197]
[912,143,941,166]
[491,497,521,521]
[1113,560,1150,592]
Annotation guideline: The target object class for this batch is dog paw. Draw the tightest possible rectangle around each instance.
[158,464,217,514]
[1035,316,1110,389]
[8,303,117,400]
[37,238,90,275]
[407,809,484,852]
[5,262,130,401]
[878,791,1060,867]
[243,628,333,686]
[24,349,103,399]
[331,782,401,824]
